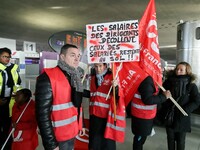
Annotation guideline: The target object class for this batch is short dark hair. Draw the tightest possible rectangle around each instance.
[60,44,78,55]
[0,47,11,55]
[18,88,32,102]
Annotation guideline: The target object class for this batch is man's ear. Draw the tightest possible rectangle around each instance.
[60,54,65,61]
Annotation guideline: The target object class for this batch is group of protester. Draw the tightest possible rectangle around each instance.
[0,44,200,150]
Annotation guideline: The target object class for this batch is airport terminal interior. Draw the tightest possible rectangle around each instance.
[1,0,200,149]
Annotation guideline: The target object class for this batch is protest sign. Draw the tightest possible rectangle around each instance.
[86,20,139,63]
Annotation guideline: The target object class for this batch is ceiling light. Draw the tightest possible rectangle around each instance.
[49,6,64,9]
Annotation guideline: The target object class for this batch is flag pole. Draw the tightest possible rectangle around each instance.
[1,99,32,150]
[81,66,89,83]
[156,82,188,116]
[106,62,122,100]
[112,63,117,123]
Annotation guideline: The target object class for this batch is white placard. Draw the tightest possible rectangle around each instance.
[86,20,139,64]
[23,41,36,53]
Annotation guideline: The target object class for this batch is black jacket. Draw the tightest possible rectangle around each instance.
[131,76,167,136]
[162,75,200,132]
[35,67,83,150]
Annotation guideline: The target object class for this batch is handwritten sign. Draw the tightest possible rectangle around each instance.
[86,20,139,64]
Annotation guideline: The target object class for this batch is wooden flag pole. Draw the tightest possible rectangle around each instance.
[81,66,89,83]
[156,82,188,116]
[112,63,117,122]
[106,62,122,100]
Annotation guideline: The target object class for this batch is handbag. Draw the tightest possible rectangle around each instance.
[164,105,175,126]
[164,96,181,126]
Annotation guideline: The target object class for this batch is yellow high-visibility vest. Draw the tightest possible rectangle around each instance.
[0,63,21,117]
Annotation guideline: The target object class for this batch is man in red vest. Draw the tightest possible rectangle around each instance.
[35,44,85,150]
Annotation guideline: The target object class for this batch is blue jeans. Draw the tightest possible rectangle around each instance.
[58,138,75,150]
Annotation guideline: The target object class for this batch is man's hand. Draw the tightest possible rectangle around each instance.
[163,90,172,99]
[53,146,59,150]
[79,128,86,136]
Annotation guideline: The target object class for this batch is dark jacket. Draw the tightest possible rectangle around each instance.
[162,75,200,132]
[35,66,83,150]
[131,76,167,136]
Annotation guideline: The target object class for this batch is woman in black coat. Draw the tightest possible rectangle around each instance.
[162,61,200,150]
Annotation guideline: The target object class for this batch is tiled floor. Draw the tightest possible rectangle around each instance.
[36,99,200,150]
[36,118,200,150]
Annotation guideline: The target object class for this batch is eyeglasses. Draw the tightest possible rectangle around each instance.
[1,56,11,59]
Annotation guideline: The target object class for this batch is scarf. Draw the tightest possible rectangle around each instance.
[58,60,83,92]
[96,69,108,86]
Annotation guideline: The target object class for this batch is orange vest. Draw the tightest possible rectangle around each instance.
[104,93,126,143]
[131,91,157,119]
[45,67,80,141]
[90,74,113,118]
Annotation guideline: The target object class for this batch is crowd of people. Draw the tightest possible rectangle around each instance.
[0,45,200,150]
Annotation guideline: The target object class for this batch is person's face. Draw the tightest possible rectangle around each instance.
[60,47,80,69]
[94,63,107,75]
[0,52,11,65]
[15,91,26,105]
[176,64,187,76]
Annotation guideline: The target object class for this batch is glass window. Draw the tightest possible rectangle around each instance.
[195,27,200,40]
[177,30,182,41]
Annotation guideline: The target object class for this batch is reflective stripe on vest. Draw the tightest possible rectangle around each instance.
[51,102,77,127]
[0,64,7,93]
[134,93,141,99]
[52,115,77,127]
[106,111,125,132]
[0,64,20,117]
[11,64,19,86]
[106,122,125,132]
[132,103,157,110]
[131,92,157,119]
[90,74,113,118]
[89,101,110,109]
[0,63,19,95]
[108,111,125,121]
[52,101,83,129]
[52,102,74,111]
[104,96,126,143]
[90,91,110,99]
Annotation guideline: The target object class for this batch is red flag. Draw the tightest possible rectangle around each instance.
[114,62,148,106]
[139,0,162,89]
[113,0,161,106]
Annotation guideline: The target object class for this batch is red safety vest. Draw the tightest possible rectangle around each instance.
[90,74,113,118]
[104,93,126,143]
[131,91,157,119]
[45,67,81,141]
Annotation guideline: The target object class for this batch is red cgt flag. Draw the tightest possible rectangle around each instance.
[139,0,162,90]
[114,62,148,106]
[113,0,161,106]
